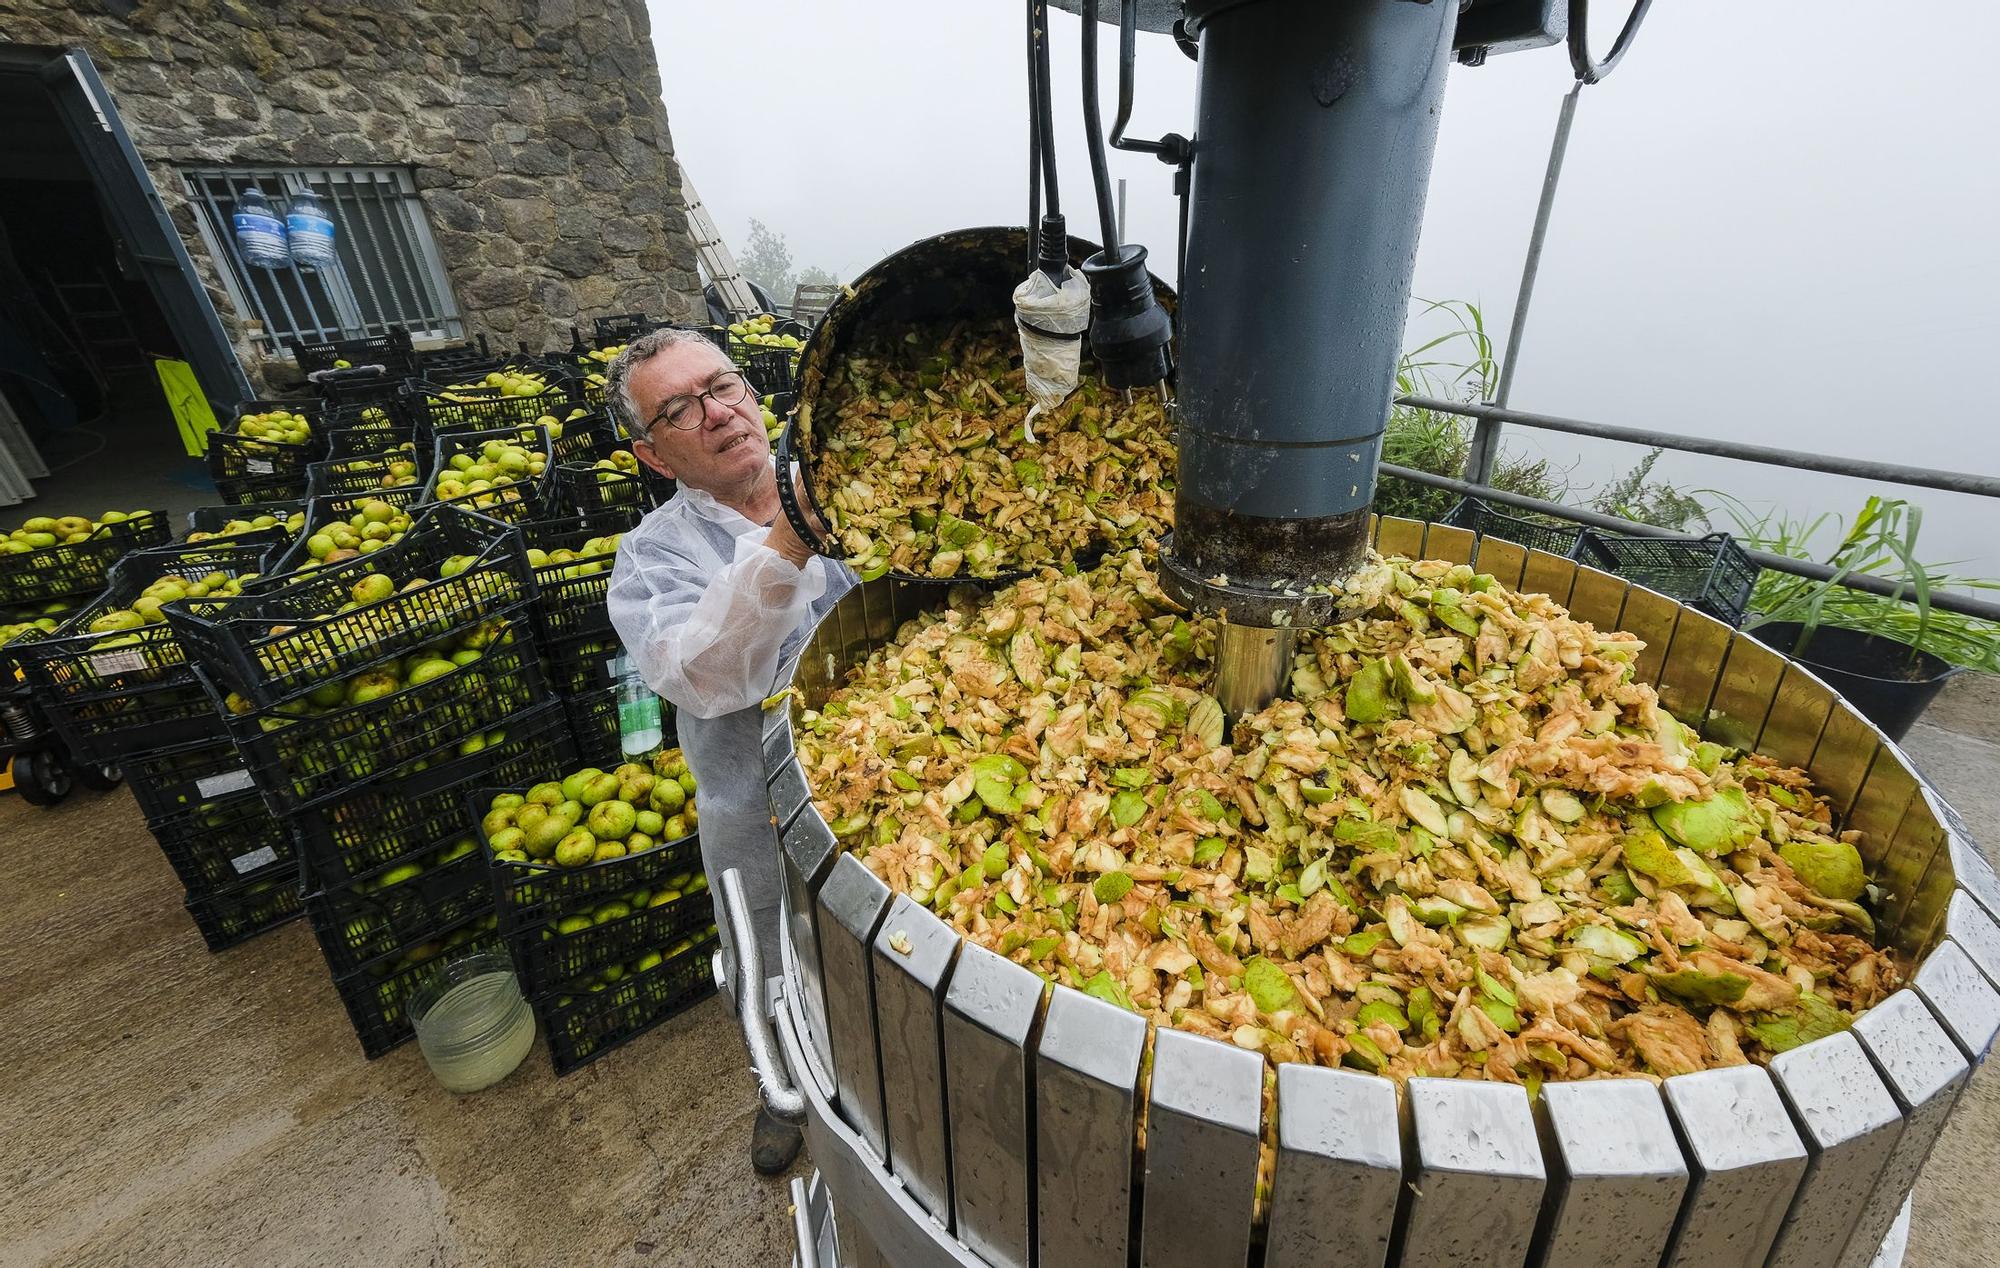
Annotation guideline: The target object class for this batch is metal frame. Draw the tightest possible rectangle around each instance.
[750,515,1991,1268]
[182,165,463,352]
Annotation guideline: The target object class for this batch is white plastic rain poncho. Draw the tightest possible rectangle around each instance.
[607,481,857,985]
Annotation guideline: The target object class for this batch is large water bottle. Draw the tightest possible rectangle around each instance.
[231,187,289,271]
[614,652,665,758]
[285,189,338,271]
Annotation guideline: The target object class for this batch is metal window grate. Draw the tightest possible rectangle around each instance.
[182,165,464,353]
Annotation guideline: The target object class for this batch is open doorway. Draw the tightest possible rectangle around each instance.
[0,45,247,522]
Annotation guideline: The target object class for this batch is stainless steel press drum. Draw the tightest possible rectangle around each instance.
[749,518,2000,1268]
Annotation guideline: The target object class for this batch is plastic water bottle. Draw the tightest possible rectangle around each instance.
[285,190,338,271]
[231,187,289,270]
[614,653,664,758]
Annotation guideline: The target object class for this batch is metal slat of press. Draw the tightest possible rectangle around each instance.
[1946,890,2000,987]
[1264,1064,1401,1268]
[1839,991,1970,1268]
[1399,1079,1546,1267]
[1910,939,2000,1061]
[1423,522,1475,566]
[1034,988,1146,1268]
[1563,564,1628,633]
[1704,631,1784,752]
[1474,535,1528,589]
[1652,605,1732,728]
[1940,815,2000,925]
[1138,1030,1263,1268]
[1659,1065,1808,1268]
[1765,1033,1908,1268]
[780,802,840,1079]
[1519,547,1579,606]
[870,895,960,1227]
[941,944,1044,1268]
[1532,1079,1689,1267]
[816,854,894,1163]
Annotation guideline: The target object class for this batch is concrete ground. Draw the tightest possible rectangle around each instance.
[2,676,1997,1267]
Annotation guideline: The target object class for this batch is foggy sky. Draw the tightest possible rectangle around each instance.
[648,0,2000,576]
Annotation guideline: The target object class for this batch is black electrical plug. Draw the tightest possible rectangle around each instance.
[1038,213,1069,283]
[1083,243,1173,389]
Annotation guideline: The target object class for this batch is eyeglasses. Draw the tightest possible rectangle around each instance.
[647,370,751,435]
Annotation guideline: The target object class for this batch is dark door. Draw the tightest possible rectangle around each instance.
[2,45,251,405]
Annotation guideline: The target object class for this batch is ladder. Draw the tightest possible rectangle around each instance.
[681,172,762,321]
[44,267,149,379]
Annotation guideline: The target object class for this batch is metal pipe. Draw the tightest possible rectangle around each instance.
[1110,0,1171,157]
[1027,0,1043,269]
[1164,0,1457,619]
[788,1176,821,1268]
[1569,0,1657,85]
[717,868,807,1125]
[1473,82,1582,484]
[1214,622,1295,720]
[1378,460,2000,623]
[1413,393,2000,502]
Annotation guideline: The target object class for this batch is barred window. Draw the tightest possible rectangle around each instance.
[183,165,464,352]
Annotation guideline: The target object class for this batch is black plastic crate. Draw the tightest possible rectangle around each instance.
[165,504,536,709]
[323,394,409,434]
[552,461,656,519]
[564,686,619,768]
[475,774,700,937]
[207,399,324,483]
[212,468,308,507]
[302,844,495,978]
[509,850,710,990]
[0,510,172,607]
[408,376,583,446]
[15,538,277,761]
[304,448,427,501]
[1574,530,1762,627]
[122,731,258,821]
[209,616,547,813]
[545,629,625,696]
[324,426,417,463]
[315,372,407,411]
[590,313,663,346]
[545,413,621,466]
[187,501,306,542]
[150,788,296,895]
[424,423,557,525]
[329,912,504,1059]
[271,485,429,574]
[289,328,416,377]
[1443,497,1585,559]
[292,699,576,884]
[538,931,717,1075]
[518,513,634,642]
[184,871,304,953]
[413,335,494,375]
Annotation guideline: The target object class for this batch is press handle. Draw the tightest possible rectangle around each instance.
[788,1177,820,1268]
[773,416,841,560]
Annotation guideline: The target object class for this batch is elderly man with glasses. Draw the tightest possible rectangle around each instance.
[603,328,855,1175]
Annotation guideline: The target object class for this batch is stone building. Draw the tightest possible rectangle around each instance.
[0,0,702,398]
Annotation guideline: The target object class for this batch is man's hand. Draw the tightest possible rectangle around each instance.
[765,471,825,569]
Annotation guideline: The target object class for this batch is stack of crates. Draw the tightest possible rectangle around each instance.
[517,510,649,767]
[472,748,716,1074]
[13,532,303,950]
[166,504,575,1055]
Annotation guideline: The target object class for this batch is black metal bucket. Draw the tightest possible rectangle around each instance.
[1750,620,1963,741]
[776,225,1175,585]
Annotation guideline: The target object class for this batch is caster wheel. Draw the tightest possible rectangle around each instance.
[11,751,74,807]
[75,762,123,792]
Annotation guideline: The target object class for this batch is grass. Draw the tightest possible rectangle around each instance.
[1711,493,2000,673]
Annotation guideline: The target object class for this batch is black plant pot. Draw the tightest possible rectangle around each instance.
[1749,621,1963,742]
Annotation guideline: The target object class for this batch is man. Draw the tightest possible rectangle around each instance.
[603,328,856,1174]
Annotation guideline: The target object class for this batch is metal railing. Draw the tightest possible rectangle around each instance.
[183,165,464,352]
[1385,393,2000,624]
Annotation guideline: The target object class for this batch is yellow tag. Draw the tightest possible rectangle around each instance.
[156,358,220,457]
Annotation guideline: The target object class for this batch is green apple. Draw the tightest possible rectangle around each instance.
[554,829,596,868]
[634,810,664,837]
[561,768,603,802]
[579,773,620,807]
[481,807,516,836]
[587,799,637,840]
[526,781,565,807]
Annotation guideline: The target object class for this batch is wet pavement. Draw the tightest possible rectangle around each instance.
[3,675,1998,1267]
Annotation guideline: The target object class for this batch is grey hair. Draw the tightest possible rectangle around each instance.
[604,326,733,440]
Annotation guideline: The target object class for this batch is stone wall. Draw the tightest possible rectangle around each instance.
[0,0,702,388]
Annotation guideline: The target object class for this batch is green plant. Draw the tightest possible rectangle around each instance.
[1377,301,1565,522]
[1713,493,2000,672]
[1590,449,1710,532]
